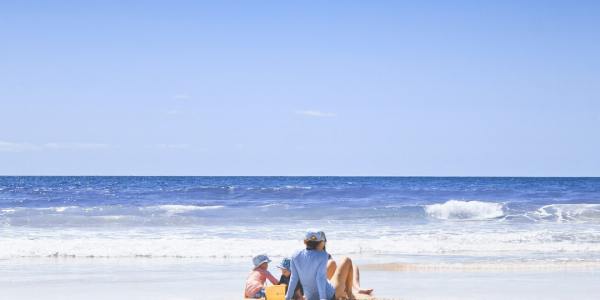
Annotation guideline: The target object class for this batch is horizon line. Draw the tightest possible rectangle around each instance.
[0,174,598,178]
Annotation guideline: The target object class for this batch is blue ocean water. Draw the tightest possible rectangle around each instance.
[1,176,599,261]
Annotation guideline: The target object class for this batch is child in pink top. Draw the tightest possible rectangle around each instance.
[245,254,279,298]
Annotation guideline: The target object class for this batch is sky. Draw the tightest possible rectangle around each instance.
[0,1,599,176]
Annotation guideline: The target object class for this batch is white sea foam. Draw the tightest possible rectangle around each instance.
[424,200,505,220]
[94,215,127,220]
[145,205,225,215]
[254,185,312,191]
[1,225,599,260]
[52,206,77,213]
[0,205,228,226]
[258,203,291,209]
[532,204,600,223]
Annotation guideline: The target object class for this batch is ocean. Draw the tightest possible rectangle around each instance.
[1,176,600,264]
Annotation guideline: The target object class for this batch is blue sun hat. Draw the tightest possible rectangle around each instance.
[277,257,291,271]
[304,230,326,242]
[252,254,272,268]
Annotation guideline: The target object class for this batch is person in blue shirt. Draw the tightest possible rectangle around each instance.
[286,230,356,300]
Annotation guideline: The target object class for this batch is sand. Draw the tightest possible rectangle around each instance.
[2,258,600,300]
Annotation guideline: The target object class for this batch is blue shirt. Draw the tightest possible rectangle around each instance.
[286,249,335,300]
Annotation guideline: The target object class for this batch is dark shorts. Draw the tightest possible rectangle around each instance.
[251,288,265,298]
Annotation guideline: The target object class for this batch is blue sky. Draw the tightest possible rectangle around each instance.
[0,1,599,176]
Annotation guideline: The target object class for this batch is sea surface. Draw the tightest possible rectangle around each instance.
[1,176,600,264]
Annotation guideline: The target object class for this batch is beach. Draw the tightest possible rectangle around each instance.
[2,258,600,300]
[1,176,600,299]
[3,0,599,298]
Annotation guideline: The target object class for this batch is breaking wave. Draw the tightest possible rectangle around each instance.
[424,200,505,220]
[1,226,600,260]
[530,204,600,223]
[144,205,225,215]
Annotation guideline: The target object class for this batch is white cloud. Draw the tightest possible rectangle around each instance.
[0,141,39,152]
[295,110,337,118]
[155,143,190,150]
[0,141,110,152]
[43,143,110,150]
[173,94,191,100]
[166,108,181,115]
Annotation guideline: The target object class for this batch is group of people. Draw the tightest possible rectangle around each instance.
[244,230,373,300]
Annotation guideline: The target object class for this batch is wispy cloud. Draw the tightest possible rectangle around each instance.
[167,93,192,115]
[43,143,110,150]
[295,110,337,118]
[0,141,110,152]
[172,94,191,100]
[0,141,38,152]
[155,143,190,150]
[166,108,182,115]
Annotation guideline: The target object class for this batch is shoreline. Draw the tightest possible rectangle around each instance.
[3,258,600,300]
[361,260,600,272]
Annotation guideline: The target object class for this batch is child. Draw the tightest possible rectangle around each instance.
[244,254,279,298]
[277,257,303,300]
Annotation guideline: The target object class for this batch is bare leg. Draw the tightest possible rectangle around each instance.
[352,264,373,295]
[293,288,304,300]
[330,257,356,300]
[353,264,360,288]
[327,259,337,280]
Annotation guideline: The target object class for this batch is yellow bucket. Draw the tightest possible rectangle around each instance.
[265,284,286,300]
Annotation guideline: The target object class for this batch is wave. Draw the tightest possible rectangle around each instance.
[144,205,225,215]
[1,226,600,260]
[47,206,79,213]
[424,200,505,220]
[4,201,600,226]
[250,185,312,191]
[0,204,228,226]
[1,205,225,214]
[530,204,600,223]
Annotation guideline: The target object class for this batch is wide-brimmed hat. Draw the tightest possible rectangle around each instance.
[252,254,271,268]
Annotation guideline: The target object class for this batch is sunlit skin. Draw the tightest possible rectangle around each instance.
[327,260,373,295]
[303,239,357,300]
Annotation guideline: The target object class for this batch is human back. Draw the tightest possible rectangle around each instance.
[286,230,363,300]
[286,231,336,300]
[289,249,334,300]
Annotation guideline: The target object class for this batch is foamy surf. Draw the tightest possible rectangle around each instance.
[144,205,225,215]
[424,200,505,220]
[531,204,600,223]
[1,177,600,271]
[2,224,600,261]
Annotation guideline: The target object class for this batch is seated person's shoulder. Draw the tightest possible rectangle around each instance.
[290,249,305,258]
[318,251,330,260]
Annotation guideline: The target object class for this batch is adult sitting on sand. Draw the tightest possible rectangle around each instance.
[286,230,357,300]
[324,236,373,296]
